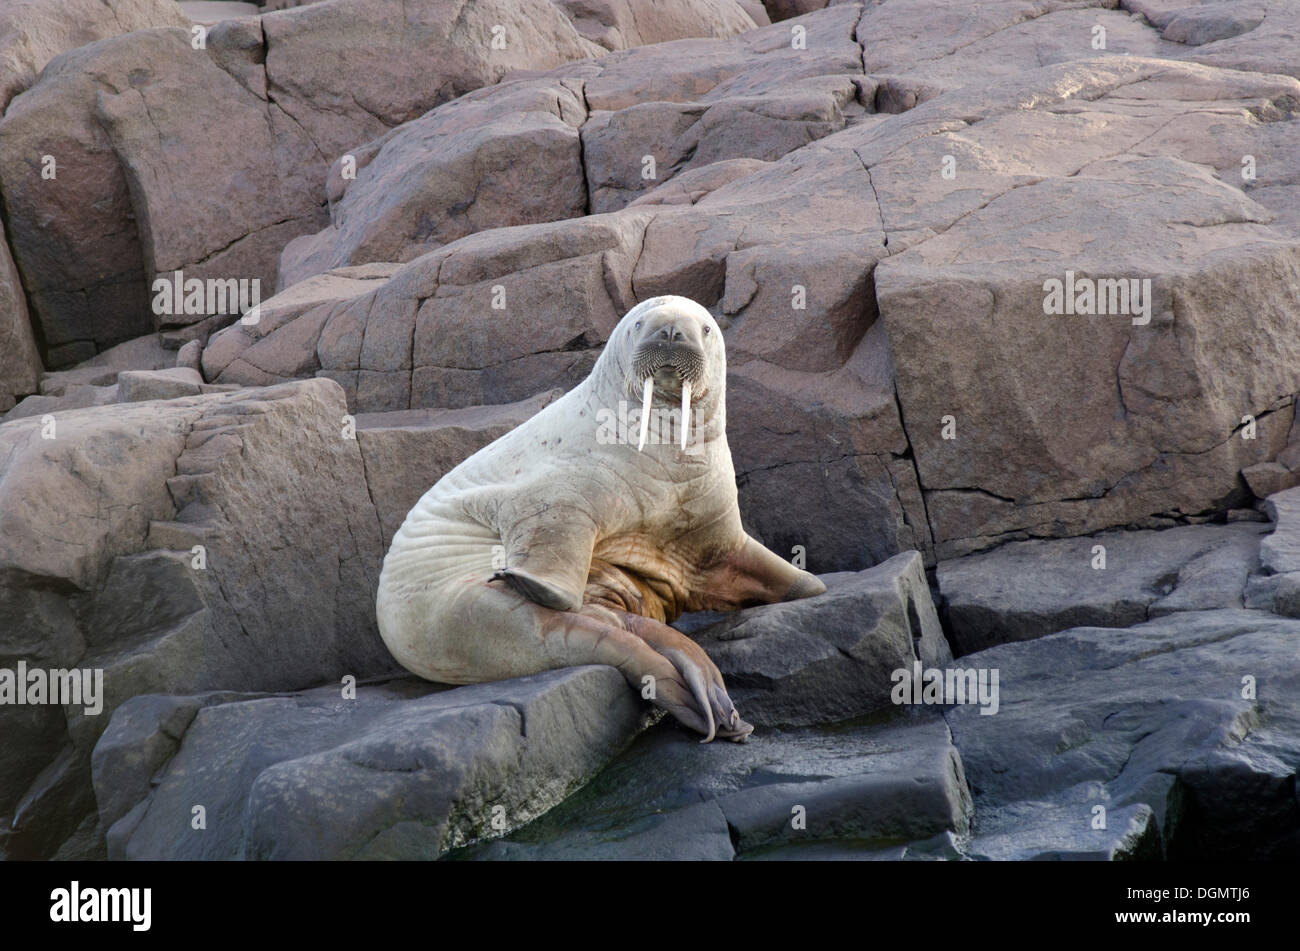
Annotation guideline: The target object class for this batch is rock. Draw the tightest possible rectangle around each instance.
[94,29,327,329]
[969,797,1162,861]
[278,79,589,288]
[551,0,758,51]
[1170,0,1300,79]
[858,0,1188,107]
[761,0,831,22]
[0,0,636,364]
[178,1,261,24]
[0,219,41,408]
[2,385,120,423]
[38,334,175,395]
[552,3,865,112]
[176,340,203,375]
[1260,487,1300,574]
[258,0,595,167]
[456,713,972,860]
[0,0,187,111]
[582,75,862,213]
[116,368,205,403]
[1242,461,1299,499]
[89,690,257,833]
[870,59,1300,557]
[726,323,932,570]
[0,26,323,354]
[689,550,952,726]
[277,5,868,287]
[356,391,562,545]
[737,0,771,27]
[200,34,1300,568]
[0,378,395,858]
[209,211,651,410]
[946,609,1300,859]
[0,35,161,360]
[95,668,650,859]
[1160,2,1267,47]
[626,157,773,206]
[938,523,1268,654]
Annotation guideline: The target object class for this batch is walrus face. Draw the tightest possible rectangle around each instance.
[619,296,723,450]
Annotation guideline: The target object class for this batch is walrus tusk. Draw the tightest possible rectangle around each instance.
[638,376,653,451]
[680,379,691,450]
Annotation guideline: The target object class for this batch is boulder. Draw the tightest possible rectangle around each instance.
[688,550,952,726]
[947,609,1300,859]
[178,2,261,23]
[1166,0,1300,79]
[726,323,932,570]
[176,340,204,375]
[116,368,205,403]
[0,221,41,410]
[209,211,651,411]
[94,29,327,329]
[356,392,562,546]
[258,0,594,165]
[2,385,121,422]
[38,334,176,395]
[937,523,1268,654]
[858,0,1186,107]
[278,79,589,288]
[1242,461,1299,498]
[0,34,164,361]
[0,0,619,364]
[0,0,187,111]
[869,59,1300,557]
[1260,487,1300,574]
[95,669,650,859]
[582,75,862,213]
[458,713,971,859]
[200,46,1300,567]
[0,378,394,858]
[551,0,757,51]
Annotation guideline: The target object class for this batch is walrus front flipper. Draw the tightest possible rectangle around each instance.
[689,533,827,612]
[493,567,579,612]
[494,501,599,613]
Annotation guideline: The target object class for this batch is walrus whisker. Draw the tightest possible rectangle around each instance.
[637,376,653,452]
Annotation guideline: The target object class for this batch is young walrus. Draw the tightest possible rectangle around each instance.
[376,295,825,742]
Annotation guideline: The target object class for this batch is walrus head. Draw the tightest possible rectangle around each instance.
[614,296,725,451]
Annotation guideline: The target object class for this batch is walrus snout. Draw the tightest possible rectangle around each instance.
[631,339,705,386]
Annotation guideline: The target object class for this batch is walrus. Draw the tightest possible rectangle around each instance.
[376,295,826,742]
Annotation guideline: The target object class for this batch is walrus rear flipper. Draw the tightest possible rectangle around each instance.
[538,604,753,743]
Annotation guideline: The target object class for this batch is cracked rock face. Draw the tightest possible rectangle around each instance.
[937,522,1269,653]
[0,0,748,366]
[1,0,1298,862]
[0,378,397,858]
[94,669,650,860]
